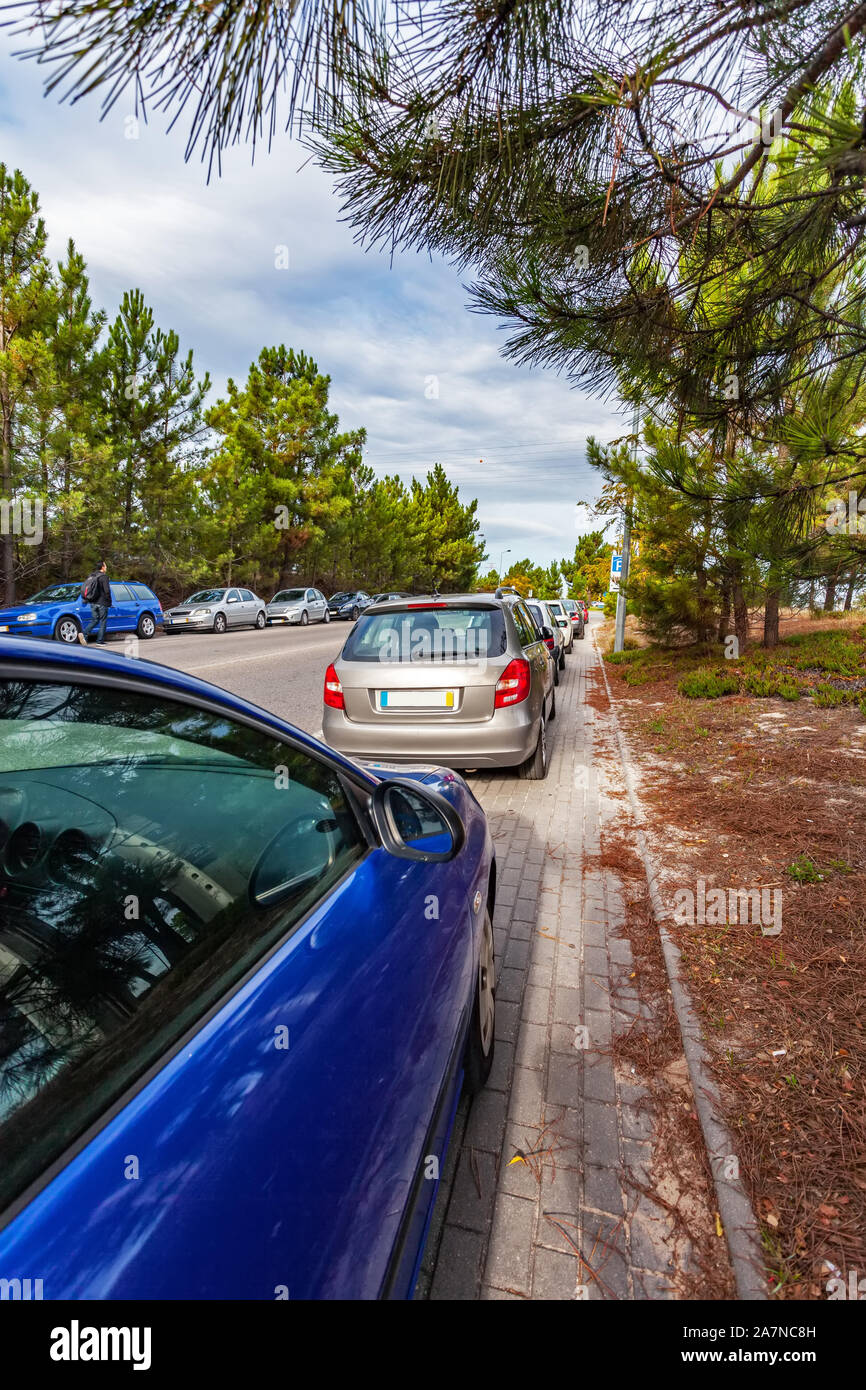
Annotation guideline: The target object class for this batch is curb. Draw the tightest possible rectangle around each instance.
[593,630,768,1301]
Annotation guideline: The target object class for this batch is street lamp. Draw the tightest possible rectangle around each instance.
[499,548,511,582]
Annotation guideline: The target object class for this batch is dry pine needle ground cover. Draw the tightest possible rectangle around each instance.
[596,614,866,1299]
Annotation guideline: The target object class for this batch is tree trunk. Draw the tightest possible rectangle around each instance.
[762,588,781,648]
[717,580,732,642]
[823,576,836,612]
[732,576,749,652]
[1,392,14,606]
[843,569,856,611]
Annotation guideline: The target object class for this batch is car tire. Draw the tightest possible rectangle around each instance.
[323,609,331,623]
[549,685,557,720]
[351,606,360,621]
[213,613,227,634]
[519,709,548,780]
[255,611,266,630]
[553,659,559,687]
[558,648,566,670]
[136,613,156,639]
[54,615,81,644]
[300,610,309,626]
[464,907,495,1095]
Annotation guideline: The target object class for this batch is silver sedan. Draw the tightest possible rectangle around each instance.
[163,586,267,634]
[321,591,556,778]
[266,587,331,626]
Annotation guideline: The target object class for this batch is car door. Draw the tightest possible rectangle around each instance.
[0,669,474,1299]
[512,600,550,710]
[307,588,323,621]
[107,581,138,634]
[224,586,243,626]
[238,588,259,626]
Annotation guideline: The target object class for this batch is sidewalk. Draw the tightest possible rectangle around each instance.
[427,624,677,1299]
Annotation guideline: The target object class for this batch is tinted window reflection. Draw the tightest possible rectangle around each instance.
[0,680,364,1212]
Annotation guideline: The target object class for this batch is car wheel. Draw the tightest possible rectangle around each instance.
[255,611,266,629]
[519,709,548,780]
[549,684,557,720]
[54,615,81,644]
[351,606,359,621]
[553,659,560,687]
[136,613,156,639]
[558,648,566,670]
[213,613,227,634]
[464,907,495,1094]
[300,610,309,626]
[323,609,331,623]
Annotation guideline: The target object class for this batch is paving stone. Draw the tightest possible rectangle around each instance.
[430,1226,485,1300]
[508,1064,547,1126]
[583,1100,620,1170]
[448,1149,498,1232]
[494,999,520,1043]
[629,1215,675,1273]
[546,1051,582,1110]
[487,1038,514,1093]
[553,986,581,1024]
[520,985,549,1024]
[584,1163,624,1217]
[583,1054,617,1103]
[466,1088,508,1152]
[485,1194,536,1296]
[496,967,525,1004]
[514,1021,547,1071]
[532,1247,581,1299]
[622,1103,654,1142]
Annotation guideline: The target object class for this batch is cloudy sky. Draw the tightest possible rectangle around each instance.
[0,33,626,571]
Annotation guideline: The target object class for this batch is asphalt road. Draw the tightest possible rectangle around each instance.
[142,619,345,736]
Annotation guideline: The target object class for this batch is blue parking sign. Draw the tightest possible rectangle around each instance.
[611,554,623,575]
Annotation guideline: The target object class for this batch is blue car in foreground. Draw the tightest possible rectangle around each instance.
[0,580,163,644]
[0,637,496,1299]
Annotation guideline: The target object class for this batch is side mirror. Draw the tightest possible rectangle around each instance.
[369,778,465,862]
[541,625,554,640]
[227,595,239,604]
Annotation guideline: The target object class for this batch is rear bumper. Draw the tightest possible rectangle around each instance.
[322,705,539,768]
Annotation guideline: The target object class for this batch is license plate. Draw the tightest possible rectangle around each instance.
[379,689,455,709]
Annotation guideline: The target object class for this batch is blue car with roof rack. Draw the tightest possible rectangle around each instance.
[0,635,496,1299]
[0,579,163,644]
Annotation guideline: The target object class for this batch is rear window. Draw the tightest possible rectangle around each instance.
[129,584,155,601]
[342,606,507,663]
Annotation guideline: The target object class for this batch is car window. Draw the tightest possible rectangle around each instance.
[511,603,538,646]
[306,590,316,602]
[129,584,155,602]
[0,678,366,1214]
[186,590,225,604]
[342,606,507,663]
[226,589,240,603]
[526,603,546,630]
[240,590,255,603]
[273,590,304,603]
[28,584,82,604]
[111,583,134,602]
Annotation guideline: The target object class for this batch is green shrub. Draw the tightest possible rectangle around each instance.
[624,665,654,686]
[605,647,643,664]
[678,668,740,699]
[812,682,846,707]
[776,679,801,701]
[787,856,825,883]
[860,696,866,720]
[743,672,777,697]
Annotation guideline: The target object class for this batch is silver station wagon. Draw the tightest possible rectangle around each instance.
[321,592,555,778]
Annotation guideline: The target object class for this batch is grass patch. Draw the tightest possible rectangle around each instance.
[678,668,740,699]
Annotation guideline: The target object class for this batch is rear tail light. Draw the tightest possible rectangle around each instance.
[324,663,344,709]
[544,636,555,651]
[494,658,531,708]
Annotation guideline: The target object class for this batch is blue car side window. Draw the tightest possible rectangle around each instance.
[0,679,366,1214]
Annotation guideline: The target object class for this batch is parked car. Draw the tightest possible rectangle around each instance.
[544,599,574,654]
[322,590,555,779]
[267,587,330,626]
[580,600,590,623]
[562,598,585,640]
[0,635,495,1299]
[328,591,373,621]
[526,599,564,682]
[0,579,163,645]
[370,591,412,605]
[164,587,267,634]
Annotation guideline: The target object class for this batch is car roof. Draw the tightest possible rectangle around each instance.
[365,592,504,611]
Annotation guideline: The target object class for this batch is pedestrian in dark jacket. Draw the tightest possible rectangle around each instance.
[78,561,111,645]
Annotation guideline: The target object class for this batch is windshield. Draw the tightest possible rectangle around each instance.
[27,583,82,603]
[547,601,563,614]
[330,592,351,603]
[185,590,225,604]
[527,604,546,628]
[272,590,304,603]
[342,606,507,663]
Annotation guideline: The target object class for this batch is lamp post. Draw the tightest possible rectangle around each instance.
[499,548,511,583]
